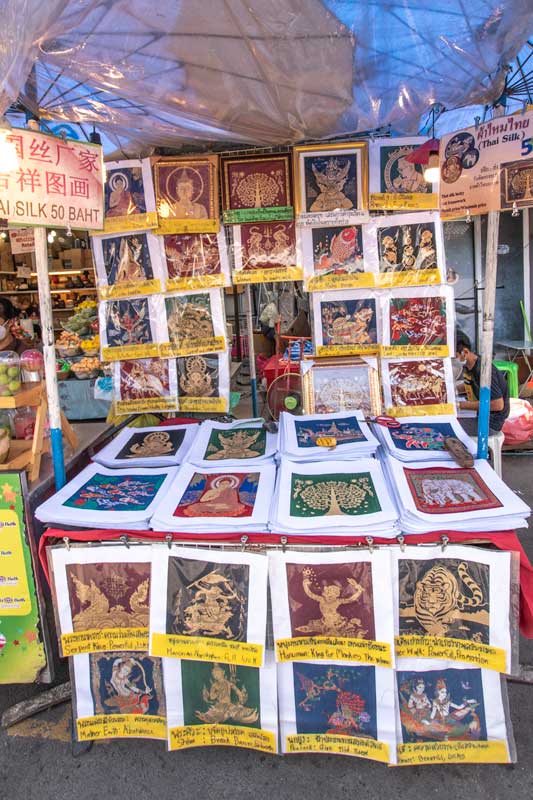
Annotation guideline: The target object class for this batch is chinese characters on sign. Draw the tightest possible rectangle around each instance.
[0,129,104,230]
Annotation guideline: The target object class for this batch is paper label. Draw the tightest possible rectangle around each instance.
[98,278,161,300]
[167,275,227,292]
[169,724,276,753]
[286,734,390,762]
[151,632,263,667]
[232,266,303,285]
[159,336,226,358]
[275,636,392,666]
[102,211,159,234]
[395,635,506,672]
[0,509,31,616]
[397,740,509,765]
[376,269,441,288]
[297,210,370,227]
[77,714,166,741]
[115,397,178,415]
[155,219,219,235]
[305,273,376,292]
[102,343,159,362]
[369,192,438,211]
[380,344,450,358]
[223,206,293,224]
[386,403,454,417]
[316,344,380,357]
[178,397,228,413]
[61,627,149,656]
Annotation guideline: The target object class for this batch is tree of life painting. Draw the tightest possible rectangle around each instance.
[290,472,381,518]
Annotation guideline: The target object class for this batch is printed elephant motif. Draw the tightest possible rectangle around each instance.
[421,478,482,507]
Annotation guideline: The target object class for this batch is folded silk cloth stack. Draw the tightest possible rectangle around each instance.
[382,455,530,534]
[149,462,276,533]
[372,415,476,463]
[278,410,379,462]
[35,463,178,530]
[269,457,398,537]
[185,418,277,468]
[92,424,198,469]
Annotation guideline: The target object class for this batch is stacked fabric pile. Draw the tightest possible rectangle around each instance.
[278,410,379,462]
[269,457,398,537]
[187,418,277,468]
[382,455,531,534]
[150,462,276,533]
[372,415,476,462]
[93,424,198,469]
[35,463,177,530]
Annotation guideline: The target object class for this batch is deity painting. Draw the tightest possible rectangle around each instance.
[294,417,365,448]
[173,472,259,519]
[320,298,377,347]
[63,472,166,511]
[287,562,375,640]
[66,562,150,632]
[378,223,437,272]
[164,233,221,280]
[380,145,430,194]
[389,297,446,346]
[312,226,364,275]
[404,467,503,515]
[155,158,217,223]
[293,662,377,739]
[303,154,358,213]
[105,166,147,218]
[204,427,266,461]
[308,364,377,416]
[239,222,296,271]
[90,652,165,717]
[290,472,381,518]
[389,422,456,452]
[119,359,171,400]
[165,293,214,346]
[388,359,448,407]
[500,159,533,209]
[398,558,490,642]
[397,668,487,743]
[115,429,185,460]
[223,156,291,211]
[181,660,260,728]
[165,555,249,640]
[105,298,153,348]
[102,234,153,285]
[178,355,218,398]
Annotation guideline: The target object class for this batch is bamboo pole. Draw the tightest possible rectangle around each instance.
[245,285,258,417]
[477,211,499,459]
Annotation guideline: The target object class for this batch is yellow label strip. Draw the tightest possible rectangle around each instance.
[397,740,509,766]
[159,336,226,358]
[98,278,161,300]
[276,636,392,667]
[77,714,166,741]
[61,627,149,657]
[395,635,507,672]
[286,734,390,762]
[169,724,276,753]
[151,632,263,667]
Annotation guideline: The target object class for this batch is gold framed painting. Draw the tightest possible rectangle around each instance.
[292,142,369,227]
[302,356,381,416]
[153,155,219,235]
[221,154,293,224]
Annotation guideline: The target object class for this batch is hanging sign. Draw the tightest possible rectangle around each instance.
[9,227,35,254]
[0,129,104,230]
[439,111,533,219]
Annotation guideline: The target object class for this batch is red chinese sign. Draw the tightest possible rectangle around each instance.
[0,130,103,230]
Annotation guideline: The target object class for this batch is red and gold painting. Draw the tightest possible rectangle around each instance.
[173,472,259,518]
[154,155,219,234]
[232,221,302,284]
[163,231,229,290]
[404,467,503,515]
[222,155,293,224]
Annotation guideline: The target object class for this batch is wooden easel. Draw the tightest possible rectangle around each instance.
[0,382,78,483]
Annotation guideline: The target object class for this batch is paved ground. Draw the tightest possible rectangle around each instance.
[1,452,533,800]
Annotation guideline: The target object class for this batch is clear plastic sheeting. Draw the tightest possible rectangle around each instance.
[0,1,531,151]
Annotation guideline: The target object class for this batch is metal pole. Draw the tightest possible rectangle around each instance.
[34,226,66,489]
[245,285,258,417]
[477,211,499,459]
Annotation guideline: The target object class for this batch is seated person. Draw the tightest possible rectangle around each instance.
[455,334,509,435]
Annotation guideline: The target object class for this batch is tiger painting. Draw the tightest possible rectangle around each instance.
[398,558,490,643]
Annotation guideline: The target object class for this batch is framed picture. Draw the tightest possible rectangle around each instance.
[176,352,230,414]
[112,358,178,415]
[232,222,302,284]
[379,284,455,357]
[163,230,231,291]
[302,356,381,416]
[221,154,293,224]
[368,137,438,211]
[366,211,445,288]
[153,155,219,234]
[99,295,166,362]
[160,289,227,358]
[381,356,456,416]
[312,289,380,356]
[292,142,369,226]
[299,222,376,292]
[103,158,158,233]
[92,230,165,299]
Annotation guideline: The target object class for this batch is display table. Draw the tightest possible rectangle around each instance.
[58,378,111,420]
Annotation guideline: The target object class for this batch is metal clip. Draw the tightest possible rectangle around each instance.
[280,536,288,553]
[240,534,248,551]
[512,201,519,217]
[397,534,406,553]
[120,534,130,549]
[365,536,375,553]
[522,100,528,115]
[466,209,472,224]
[165,533,173,549]
[474,116,480,129]
[441,534,449,552]
[63,536,70,551]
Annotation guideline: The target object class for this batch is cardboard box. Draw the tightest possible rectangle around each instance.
[61,249,84,269]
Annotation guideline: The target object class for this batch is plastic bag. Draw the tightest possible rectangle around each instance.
[502,398,533,445]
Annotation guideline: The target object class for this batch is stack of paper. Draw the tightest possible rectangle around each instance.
[382,455,530,534]
[269,458,398,537]
[373,415,476,463]
[186,418,277,468]
[278,410,379,462]
[149,462,276,533]
[35,463,178,530]
[93,424,198,469]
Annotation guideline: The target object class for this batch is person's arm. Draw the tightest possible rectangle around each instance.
[458,398,504,411]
